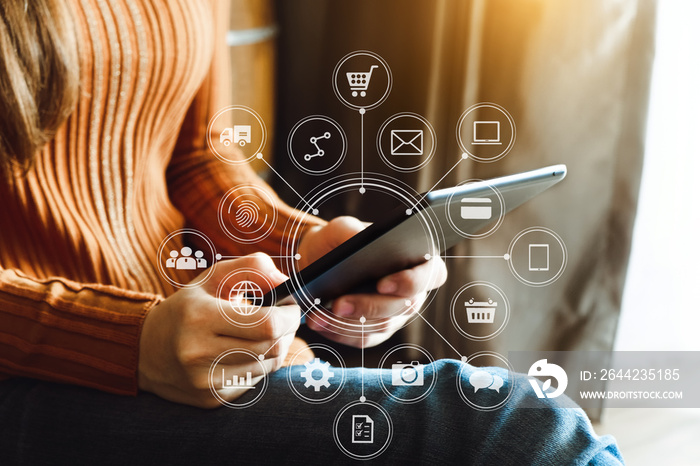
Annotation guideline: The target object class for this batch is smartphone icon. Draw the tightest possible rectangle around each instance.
[528,244,549,271]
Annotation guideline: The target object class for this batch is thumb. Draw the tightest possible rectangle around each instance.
[200,252,288,297]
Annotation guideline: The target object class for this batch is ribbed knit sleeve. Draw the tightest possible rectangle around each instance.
[0,0,317,397]
[166,1,325,261]
[0,268,161,395]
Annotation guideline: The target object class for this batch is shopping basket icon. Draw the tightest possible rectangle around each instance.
[346,65,379,97]
[465,298,497,323]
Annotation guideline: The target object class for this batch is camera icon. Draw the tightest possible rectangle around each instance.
[391,361,425,386]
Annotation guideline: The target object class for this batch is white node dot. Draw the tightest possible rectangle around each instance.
[294,253,301,260]
[424,253,431,261]
[359,187,366,194]
[359,316,366,323]
[359,395,366,402]
[314,298,321,305]
[215,253,222,260]
[405,209,412,216]
[461,356,467,363]
[504,253,510,260]
[312,209,319,215]
[258,354,265,361]
[405,299,412,307]
[256,153,263,159]
[359,108,366,115]
[461,152,469,159]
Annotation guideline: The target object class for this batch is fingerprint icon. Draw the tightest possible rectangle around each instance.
[235,200,260,228]
[219,185,277,244]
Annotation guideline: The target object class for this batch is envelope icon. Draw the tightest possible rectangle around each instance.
[390,129,423,156]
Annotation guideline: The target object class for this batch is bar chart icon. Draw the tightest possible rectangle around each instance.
[222,369,255,390]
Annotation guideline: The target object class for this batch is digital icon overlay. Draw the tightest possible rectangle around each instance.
[157,229,216,289]
[457,352,515,411]
[288,116,347,175]
[390,129,424,156]
[465,298,497,324]
[378,344,437,404]
[207,105,267,164]
[508,227,567,287]
[391,361,424,386]
[347,65,379,97]
[200,50,566,460]
[451,282,509,341]
[165,247,207,270]
[333,51,392,111]
[377,113,436,172]
[446,181,505,239]
[220,125,252,147]
[457,103,515,162]
[334,400,393,460]
[287,344,346,404]
[208,349,268,409]
[227,280,264,316]
[460,197,493,220]
[468,370,505,393]
[215,268,275,328]
[300,358,335,392]
[352,415,374,443]
[218,184,278,244]
[528,244,550,271]
[220,368,255,390]
[472,120,501,145]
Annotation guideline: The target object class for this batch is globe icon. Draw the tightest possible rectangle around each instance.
[229,280,264,315]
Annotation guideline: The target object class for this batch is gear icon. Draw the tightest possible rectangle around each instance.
[300,358,334,391]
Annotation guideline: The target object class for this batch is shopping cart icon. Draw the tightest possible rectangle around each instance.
[465,298,497,323]
[346,65,379,97]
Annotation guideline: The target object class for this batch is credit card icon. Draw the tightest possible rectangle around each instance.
[460,197,492,220]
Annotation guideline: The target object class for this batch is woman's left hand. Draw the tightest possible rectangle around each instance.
[296,216,447,348]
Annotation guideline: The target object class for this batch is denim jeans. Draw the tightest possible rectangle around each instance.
[0,359,622,465]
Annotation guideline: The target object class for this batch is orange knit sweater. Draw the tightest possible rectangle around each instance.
[0,0,314,395]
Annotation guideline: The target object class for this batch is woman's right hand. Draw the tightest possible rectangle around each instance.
[137,253,300,408]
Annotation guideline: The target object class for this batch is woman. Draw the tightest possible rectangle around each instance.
[0,1,622,464]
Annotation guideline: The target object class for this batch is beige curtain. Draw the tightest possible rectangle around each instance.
[270,0,656,376]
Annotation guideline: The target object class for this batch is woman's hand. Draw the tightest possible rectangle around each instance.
[138,253,300,408]
[297,216,447,348]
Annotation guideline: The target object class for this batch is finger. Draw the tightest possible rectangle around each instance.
[298,216,368,267]
[212,303,301,341]
[201,332,297,365]
[332,292,421,321]
[376,257,447,297]
[320,216,367,248]
[198,332,296,389]
[200,253,288,296]
[307,312,408,335]
[306,323,401,349]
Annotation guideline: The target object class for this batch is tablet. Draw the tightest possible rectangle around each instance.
[262,164,567,307]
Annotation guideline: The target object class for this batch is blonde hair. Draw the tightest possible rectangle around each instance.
[0,0,79,171]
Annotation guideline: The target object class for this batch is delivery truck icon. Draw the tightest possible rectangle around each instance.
[220,125,252,147]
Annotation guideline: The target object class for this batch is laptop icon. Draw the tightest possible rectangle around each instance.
[472,121,502,145]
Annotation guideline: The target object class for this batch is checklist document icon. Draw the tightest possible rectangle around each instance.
[352,415,374,443]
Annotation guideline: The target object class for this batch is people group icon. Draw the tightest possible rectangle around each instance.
[166,247,207,270]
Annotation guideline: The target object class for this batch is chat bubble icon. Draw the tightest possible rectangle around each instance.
[469,370,494,393]
[489,374,504,393]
